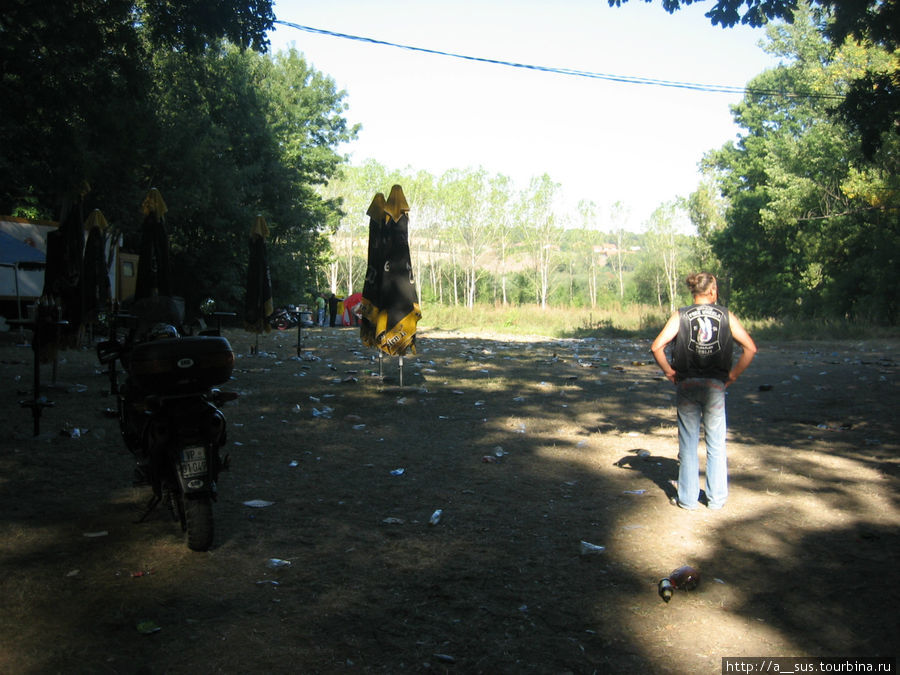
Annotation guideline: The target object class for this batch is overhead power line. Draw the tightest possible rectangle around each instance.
[273,20,845,101]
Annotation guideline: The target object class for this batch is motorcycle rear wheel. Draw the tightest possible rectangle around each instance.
[183,495,214,551]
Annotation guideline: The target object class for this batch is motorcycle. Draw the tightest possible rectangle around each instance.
[268,304,307,330]
[97,297,238,551]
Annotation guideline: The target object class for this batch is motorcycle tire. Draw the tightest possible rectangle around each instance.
[183,495,214,551]
[274,318,294,331]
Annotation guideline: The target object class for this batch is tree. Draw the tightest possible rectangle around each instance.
[140,0,274,52]
[107,44,356,312]
[608,201,631,300]
[487,175,516,306]
[519,175,561,309]
[400,169,442,305]
[0,0,276,218]
[684,181,729,298]
[440,169,494,309]
[704,8,899,321]
[576,200,601,308]
[644,202,683,313]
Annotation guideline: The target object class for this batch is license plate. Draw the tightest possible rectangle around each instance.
[180,446,207,477]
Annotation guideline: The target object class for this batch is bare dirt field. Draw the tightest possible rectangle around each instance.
[1,323,897,674]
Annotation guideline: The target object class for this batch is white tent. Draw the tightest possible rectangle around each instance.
[0,229,46,321]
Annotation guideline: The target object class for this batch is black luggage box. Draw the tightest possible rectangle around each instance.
[129,336,234,394]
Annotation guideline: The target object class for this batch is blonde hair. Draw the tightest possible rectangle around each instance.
[686,272,717,296]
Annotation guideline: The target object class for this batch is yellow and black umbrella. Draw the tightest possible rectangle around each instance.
[81,209,111,324]
[373,184,421,356]
[134,188,171,300]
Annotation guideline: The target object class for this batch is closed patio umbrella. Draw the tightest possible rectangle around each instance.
[373,184,421,357]
[359,192,386,348]
[41,197,85,356]
[243,215,274,353]
[81,208,111,328]
[134,188,171,301]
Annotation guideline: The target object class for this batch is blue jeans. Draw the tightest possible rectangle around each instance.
[676,378,727,509]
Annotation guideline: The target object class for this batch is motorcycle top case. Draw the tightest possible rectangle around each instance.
[128,335,235,394]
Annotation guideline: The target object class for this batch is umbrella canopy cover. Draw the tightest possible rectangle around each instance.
[244,215,274,333]
[134,188,171,300]
[81,209,111,320]
[373,185,421,356]
[359,193,386,347]
[39,201,85,356]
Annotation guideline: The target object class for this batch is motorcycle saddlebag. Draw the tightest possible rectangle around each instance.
[129,335,234,394]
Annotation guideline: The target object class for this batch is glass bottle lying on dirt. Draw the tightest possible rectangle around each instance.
[658,565,701,602]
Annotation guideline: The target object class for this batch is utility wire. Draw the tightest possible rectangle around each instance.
[273,20,845,101]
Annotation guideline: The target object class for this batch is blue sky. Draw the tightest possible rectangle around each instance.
[268,0,780,230]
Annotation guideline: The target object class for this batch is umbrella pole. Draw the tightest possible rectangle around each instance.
[297,320,303,356]
[379,350,383,379]
[399,354,404,388]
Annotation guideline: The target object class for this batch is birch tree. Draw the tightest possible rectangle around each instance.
[609,201,630,300]
[441,168,492,309]
[520,174,561,309]
[644,202,681,313]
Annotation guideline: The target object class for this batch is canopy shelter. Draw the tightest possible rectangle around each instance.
[341,291,363,326]
[0,230,45,265]
[0,230,45,324]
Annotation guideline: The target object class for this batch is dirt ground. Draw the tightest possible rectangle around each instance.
[1,322,897,674]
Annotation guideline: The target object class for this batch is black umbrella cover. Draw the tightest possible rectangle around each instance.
[374,186,421,356]
[244,230,274,333]
[82,225,111,320]
[134,209,172,300]
[360,192,386,347]
[41,205,84,352]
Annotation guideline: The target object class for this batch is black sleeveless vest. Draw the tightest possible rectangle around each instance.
[671,303,733,382]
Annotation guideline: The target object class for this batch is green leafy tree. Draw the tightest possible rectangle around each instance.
[0,0,275,217]
[705,8,899,320]
[439,168,494,309]
[684,181,730,299]
[519,174,561,309]
[487,174,517,306]
[128,45,355,312]
[576,200,602,308]
[608,201,632,300]
[643,202,686,313]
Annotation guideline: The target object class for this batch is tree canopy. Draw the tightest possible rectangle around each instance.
[699,6,899,322]
[1,0,356,314]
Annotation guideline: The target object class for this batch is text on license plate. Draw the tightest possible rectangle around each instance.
[180,446,207,477]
